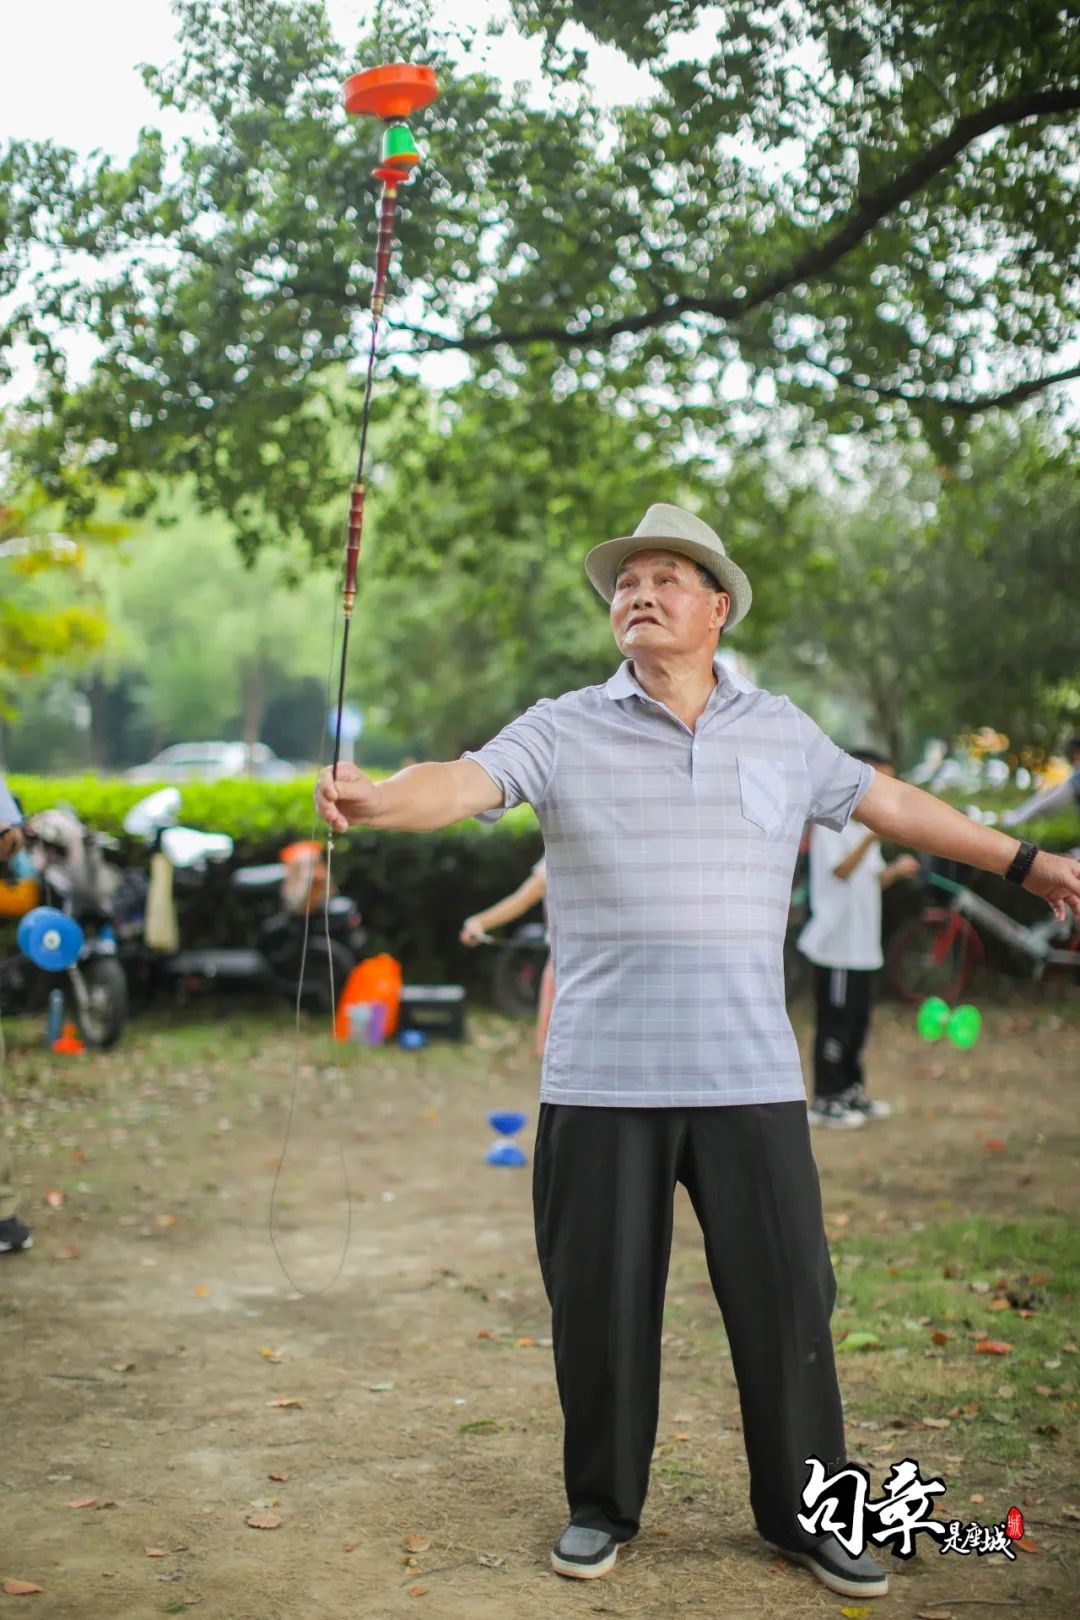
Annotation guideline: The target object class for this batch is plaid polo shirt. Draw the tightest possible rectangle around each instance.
[465,658,872,1107]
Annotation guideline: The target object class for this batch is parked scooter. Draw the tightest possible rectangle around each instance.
[0,807,130,1048]
[120,789,367,1011]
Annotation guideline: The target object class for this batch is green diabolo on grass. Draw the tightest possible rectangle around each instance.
[917,996,981,1048]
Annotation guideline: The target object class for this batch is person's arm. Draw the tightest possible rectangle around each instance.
[854,773,1080,921]
[461,867,547,945]
[832,829,879,881]
[880,853,921,891]
[315,759,503,834]
[1000,773,1079,828]
[0,824,23,863]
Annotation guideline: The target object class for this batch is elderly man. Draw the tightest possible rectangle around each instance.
[316,505,1080,1600]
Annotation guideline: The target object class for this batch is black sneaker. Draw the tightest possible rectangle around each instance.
[774,1534,888,1598]
[807,1097,865,1129]
[0,1215,33,1253]
[551,1524,619,1579]
[842,1084,893,1119]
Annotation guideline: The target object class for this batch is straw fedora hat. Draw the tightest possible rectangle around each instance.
[584,503,752,630]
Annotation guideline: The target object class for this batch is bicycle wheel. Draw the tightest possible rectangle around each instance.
[886,910,980,1004]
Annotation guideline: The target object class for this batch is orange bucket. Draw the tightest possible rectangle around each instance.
[334,953,402,1042]
[0,877,40,920]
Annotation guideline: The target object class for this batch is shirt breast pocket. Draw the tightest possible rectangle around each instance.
[737,755,787,834]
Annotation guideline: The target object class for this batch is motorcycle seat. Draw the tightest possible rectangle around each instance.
[231,863,287,890]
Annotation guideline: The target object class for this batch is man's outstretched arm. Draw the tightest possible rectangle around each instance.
[315,759,503,834]
[854,772,1080,922]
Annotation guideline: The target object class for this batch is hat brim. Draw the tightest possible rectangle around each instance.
[584,535,752,631]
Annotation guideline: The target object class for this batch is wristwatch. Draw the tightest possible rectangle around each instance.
[1004,839,1039,886]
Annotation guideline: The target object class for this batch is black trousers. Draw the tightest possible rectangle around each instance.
[812,964,875,1101]
[532,1101,844,1546]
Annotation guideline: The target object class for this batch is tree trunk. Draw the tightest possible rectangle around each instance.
[241,658,266,772]
[86,669,108,773]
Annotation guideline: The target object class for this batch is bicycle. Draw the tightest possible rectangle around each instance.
[886,854,1080,1003]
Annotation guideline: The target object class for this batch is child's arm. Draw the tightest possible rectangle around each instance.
[832,830,879,881]
[461,868,547,945]
[880,853,921,890]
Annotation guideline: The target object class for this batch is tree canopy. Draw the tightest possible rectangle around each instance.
[2,0,1078,558]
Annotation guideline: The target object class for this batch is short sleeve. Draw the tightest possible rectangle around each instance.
[461,702,557,824]
[788,703,873,832]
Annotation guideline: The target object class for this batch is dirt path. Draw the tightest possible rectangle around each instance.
[1,999,1078,1619]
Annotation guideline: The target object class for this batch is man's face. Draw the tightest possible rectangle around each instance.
[610,550,729,659]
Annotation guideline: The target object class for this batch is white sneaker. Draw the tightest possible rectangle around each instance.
[808,1098,866,1129]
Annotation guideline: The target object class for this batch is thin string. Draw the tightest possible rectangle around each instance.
[270,177,397,1294]
[267,566,355,1296]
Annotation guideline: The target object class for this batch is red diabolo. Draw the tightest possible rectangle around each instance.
[342,63,438,121]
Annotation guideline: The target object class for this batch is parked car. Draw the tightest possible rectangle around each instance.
[124,741,297,783]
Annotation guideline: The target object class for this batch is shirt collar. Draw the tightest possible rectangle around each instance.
[605,656,756,703]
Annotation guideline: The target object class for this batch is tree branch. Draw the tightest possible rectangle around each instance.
[393,87,1080,355]
[833,361,1080,413]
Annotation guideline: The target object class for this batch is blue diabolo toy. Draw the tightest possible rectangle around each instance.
[486,1109,527,1167]
[17,907,84,972]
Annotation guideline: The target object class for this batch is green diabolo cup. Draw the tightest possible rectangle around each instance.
[947,1005,981,1049]
[916,996,951,1041]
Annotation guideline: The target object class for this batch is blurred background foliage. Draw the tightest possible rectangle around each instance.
[1,0,1078,776]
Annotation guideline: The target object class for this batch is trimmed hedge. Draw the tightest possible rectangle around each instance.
[8,774,543,986]
[8,774,1076,986]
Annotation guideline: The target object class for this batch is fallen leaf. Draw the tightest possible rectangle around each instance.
[403,1534,432,1554]
[342,1540,358,1552]
[841,1608,871,1618]
[112,1361,135,1373]
[931,1330,950,1346]
[66,1497,99,1510]
[1015,1537,1041,1554]
[1034,1383,1053,1396]
[55,1245,79,1260]
[922,1417,951,1429]
[407,1587,427,1598]
[475,1330,493,1340]
[988,1298,1011,1312]
[985,1138,1005,1153]
[1064,1342,1078,1353]
[515,1337,535,1348]
[144,1547,168,1558]
[368,1381,395,1392]
[192,1285,210,1298]
[769,1558,789,1573]
[837,1331,880,1353]
[970,1493,985,1503]
[45,1189,64,1208]
[268,1397,302,1408]
[246,1512,282,1530]
[155,1214,178,1228]
[975,1340,1012,1355]
[1018,1309,1036,1318]
[2,1578,45,1595]
[476,1552,505,1569]
[268,1471,289,1483]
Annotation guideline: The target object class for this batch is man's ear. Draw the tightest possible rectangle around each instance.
[715,591,731,631]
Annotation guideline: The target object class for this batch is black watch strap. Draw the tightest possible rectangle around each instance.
[1004,839,1039,886]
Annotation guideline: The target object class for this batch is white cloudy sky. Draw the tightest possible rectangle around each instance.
[2,0,655,157]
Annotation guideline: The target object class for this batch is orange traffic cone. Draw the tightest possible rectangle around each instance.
[52,1021,85,1055]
